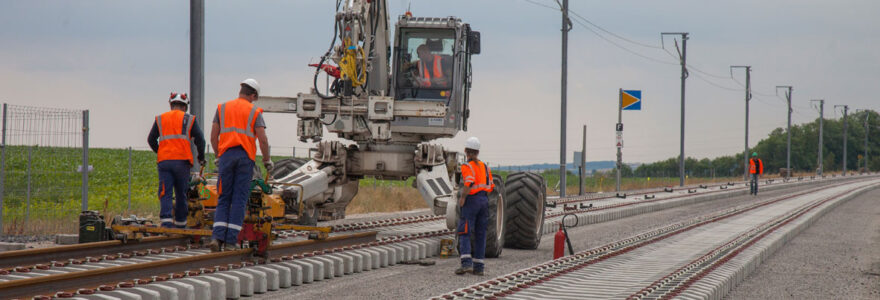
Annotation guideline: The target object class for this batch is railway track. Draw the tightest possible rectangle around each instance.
[0,174,870,299]
[433,177,879,299]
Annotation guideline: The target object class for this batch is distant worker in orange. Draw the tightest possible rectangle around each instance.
[749,152,764,195]
[147,92,206,228]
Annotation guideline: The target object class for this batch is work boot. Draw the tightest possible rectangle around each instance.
[208,239,223,253]
[455,266,473,275]
[224,242,241,251]
[473,269,484,276]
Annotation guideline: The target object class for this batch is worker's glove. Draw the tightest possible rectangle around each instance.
[199,160,207,169]
[263,159,274,173]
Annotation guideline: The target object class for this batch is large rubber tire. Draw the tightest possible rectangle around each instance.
[503,172,546,249]
[484,175,505,258]
[271,158,308,179]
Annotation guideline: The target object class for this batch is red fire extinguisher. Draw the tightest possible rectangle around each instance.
[554,214,577,260]
[554,223,566,259]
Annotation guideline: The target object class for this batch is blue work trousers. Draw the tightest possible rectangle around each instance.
[213,147,254,244]
[157,160,191,228]
[750,173,759,195]
[458,192,489,271]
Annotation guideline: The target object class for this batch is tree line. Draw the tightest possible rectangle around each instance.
[633,110,879,177]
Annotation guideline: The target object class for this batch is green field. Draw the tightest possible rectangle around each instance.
[0,145,294,234]
[1,146,738,235]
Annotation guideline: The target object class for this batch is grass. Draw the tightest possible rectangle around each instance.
[3,146,837,235]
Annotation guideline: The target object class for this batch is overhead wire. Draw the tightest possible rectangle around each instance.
[691,72,742,92]
[519,0,801,106]
[567,10,665,49]
[521,0,558,11]
[521,0,678,65]
[568,17,679,65]
[517,0,820,163]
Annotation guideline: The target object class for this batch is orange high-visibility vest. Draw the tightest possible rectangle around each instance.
[217,98,263,161]
[420,55,443,87]
[461,160,494,195]
[156,110,195,164]
[749,158,764,174]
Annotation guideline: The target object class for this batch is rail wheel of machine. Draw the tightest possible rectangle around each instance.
[484,174,505,258]
[270,158,308,179]
[503,172,546,249]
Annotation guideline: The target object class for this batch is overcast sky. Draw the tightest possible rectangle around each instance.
[1,0,878,165]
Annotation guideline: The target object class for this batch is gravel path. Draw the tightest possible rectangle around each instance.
[257,181,839,299]
[725,187,880,299]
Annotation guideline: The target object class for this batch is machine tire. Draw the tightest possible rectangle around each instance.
[270,158,308,179]
[484,175,505,258]
[503,172,546,249]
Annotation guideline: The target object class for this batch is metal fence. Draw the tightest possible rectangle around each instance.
[0,103,88,236]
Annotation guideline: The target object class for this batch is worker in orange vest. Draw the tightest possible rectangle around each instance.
[455,137,496,276]
[209,79,273,251]
[416,44,448,88]
[147,92,206,228]
[749,152,764,195]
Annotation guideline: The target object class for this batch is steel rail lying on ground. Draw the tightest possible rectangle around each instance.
[433,178,876,299]
[0,231,377,299]
[0,236,191,270]
[550,173,847,206]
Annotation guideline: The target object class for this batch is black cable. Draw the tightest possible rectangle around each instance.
[315,0,342,100]
[361,0,381,92]
[561,213,577,255]
[321,113,338,126]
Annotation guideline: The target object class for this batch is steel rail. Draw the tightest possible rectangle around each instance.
[2,213,443,276]
[433,178,872,299]
[545,174,861,219]
[0,236,191,270]
[0,231,377,299]
[552,174,833,205]
[637,182,869,299]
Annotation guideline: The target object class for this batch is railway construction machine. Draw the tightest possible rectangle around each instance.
[256,0,547,256]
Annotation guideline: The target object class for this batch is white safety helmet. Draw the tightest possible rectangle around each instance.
[241,78,261,95]
[465,137,481,151]
[169,92,189,105]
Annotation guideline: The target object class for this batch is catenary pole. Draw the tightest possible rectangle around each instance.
[617,88,622,192]
[190,0,205,173]
[776,86,793,178]
[836,105,849,175]
[731,66,751,180]
[811,100,824,175]
[855,109,870,173]
[558,0,571,197]
[580,125,586,195]
[662,32,688,186]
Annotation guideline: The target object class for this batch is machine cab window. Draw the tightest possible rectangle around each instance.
[395,29,456,101]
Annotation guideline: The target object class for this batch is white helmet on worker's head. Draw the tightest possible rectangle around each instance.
[169,92,189,105]
[465,137,481,151]
[240,78,261,95]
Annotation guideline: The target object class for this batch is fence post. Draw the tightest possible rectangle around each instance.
[128,146,132,211]
[26,146,32,227]
[81,110,89,212]
[0,103,6,235]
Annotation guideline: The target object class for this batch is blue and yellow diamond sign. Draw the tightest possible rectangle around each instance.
[621,90,641,111]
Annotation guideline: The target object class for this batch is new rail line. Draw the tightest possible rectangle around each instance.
[0,174,873,299]
[433,177,878,299]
